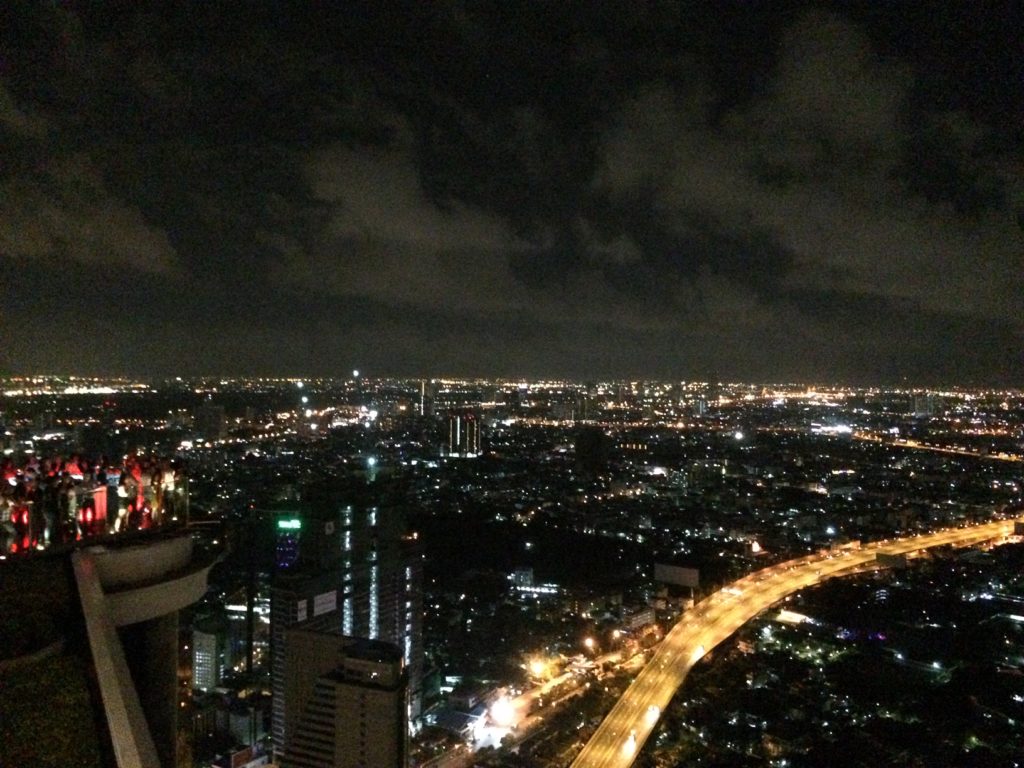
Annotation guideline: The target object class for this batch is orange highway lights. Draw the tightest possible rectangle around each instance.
[622,730,637,755]
[573,518,1024,768]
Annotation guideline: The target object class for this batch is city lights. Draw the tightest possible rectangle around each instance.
[1,0,1020,763]
[489,696,515,727]
[1,373,1021,768]
[622,729,637,755]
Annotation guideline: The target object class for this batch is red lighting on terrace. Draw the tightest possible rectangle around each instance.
[0,454,187,554]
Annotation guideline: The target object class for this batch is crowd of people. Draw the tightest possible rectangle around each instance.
[0,454,186,554]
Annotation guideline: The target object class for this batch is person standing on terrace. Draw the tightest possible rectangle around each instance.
[0,496,12,552]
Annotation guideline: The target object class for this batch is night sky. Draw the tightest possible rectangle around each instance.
[1,2,1021,384]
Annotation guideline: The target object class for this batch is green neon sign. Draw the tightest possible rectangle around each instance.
[277,518,302,530]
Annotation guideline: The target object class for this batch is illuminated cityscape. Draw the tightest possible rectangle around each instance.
[1,3,1021,768]
[1,376,1022,767]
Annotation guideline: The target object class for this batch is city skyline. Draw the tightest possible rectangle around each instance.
[1,2,1022,384]
[1,371,1022,766]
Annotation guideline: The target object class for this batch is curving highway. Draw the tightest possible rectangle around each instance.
[571,518,1024,768]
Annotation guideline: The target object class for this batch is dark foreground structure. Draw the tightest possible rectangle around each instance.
[0,531,214,768]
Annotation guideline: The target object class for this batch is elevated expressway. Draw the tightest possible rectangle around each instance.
[572,517,1024,768]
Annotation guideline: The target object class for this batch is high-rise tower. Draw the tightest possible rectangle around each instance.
[270,478,423,761]
[447,412,482,457]
[281,629,408,768]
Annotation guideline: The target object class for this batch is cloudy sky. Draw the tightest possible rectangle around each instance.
[1,2,1021,384]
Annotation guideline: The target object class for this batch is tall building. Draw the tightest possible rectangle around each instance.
[271,567,344,754]
[192,611,232,693]
[270,479,424,760]
[194,402,227,441]
[419,379,436,417]
[575,426,610,476]
[913,393,937,418]
[192,625,221,692]
[281,630,408,768]
[447,412,481,457]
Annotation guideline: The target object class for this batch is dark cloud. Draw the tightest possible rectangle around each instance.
[594,13,1023,333]
[0,151,179,273]
[0,2,1020,383]
[900,111,1012,217]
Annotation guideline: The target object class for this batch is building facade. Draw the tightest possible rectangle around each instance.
[447,412,481,457]
[270,480,424,760]
[192,625,221,692]
[281,630,408,768]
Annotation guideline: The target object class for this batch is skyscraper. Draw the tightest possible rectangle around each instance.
[192,624,221,692]
[270,478,424,760]
[281,629,408,768]
[271,566,346,754]
[913,393,937,418]
[447,412,482,457]
[337,498,423,720]
[194,401,227,441]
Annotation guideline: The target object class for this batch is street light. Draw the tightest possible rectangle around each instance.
[490,696,515,727]
[583,637,595,650]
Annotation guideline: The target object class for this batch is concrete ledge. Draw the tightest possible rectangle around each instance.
[72,550,161,768]
[87,535,194,590]
[105,556,214,627]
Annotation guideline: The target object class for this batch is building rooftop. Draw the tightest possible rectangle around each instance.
[345,636,404,665]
